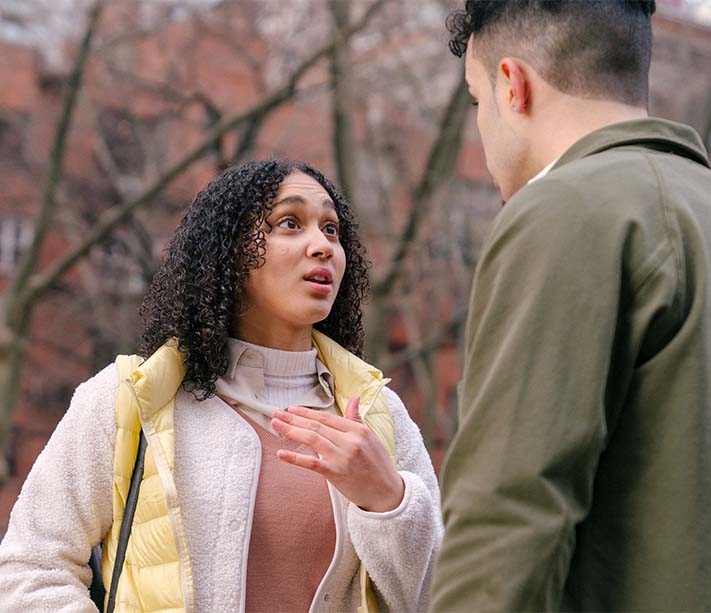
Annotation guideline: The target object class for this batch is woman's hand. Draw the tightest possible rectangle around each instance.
[271,396,405,513]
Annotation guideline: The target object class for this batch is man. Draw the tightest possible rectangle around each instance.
[432,1,711,611]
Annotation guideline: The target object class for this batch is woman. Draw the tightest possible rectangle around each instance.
[0,160,442,612]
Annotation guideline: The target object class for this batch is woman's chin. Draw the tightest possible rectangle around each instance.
[302,307,334,327]
[301,296,335,316]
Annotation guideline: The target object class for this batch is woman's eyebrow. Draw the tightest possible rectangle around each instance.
[273,195,305,207]
[273,195,336,210]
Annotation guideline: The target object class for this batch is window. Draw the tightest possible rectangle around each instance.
[91,236,147,295]
[0,216,33,274]
[0,113,25,160]
[97,109,145,176]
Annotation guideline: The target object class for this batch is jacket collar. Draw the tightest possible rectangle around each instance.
[130,333,388,420]
[311,330,390,418]
[552,118,710,173]
[128,339,186,420]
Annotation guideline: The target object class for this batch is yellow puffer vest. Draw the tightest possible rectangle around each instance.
[101,332,395,613]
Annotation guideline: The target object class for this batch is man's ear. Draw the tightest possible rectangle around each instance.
[499,58,530,114]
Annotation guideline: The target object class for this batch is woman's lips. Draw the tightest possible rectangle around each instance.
[303,267,334,295]
[305,279,333,295]
[304,267,333,283]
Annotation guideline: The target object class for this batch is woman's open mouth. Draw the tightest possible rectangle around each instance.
[304,268,333,295]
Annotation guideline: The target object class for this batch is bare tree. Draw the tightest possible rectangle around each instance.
[366,74,471,363]
[0,0,104,482]
[0,0,386,480]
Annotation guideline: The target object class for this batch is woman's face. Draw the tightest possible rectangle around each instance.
[237,171,347,346]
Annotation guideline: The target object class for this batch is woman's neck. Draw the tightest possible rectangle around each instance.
[234,317,313,352]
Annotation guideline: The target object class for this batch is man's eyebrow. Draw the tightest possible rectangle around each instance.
[272,195,336,211]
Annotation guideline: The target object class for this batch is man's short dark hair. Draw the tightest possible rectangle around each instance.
[447,0,656,106]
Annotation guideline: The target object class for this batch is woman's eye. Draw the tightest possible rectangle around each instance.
[323,223,339,236]
[278,218,298,230]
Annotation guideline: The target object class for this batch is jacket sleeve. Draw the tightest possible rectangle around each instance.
[0,364,118,612]
[346,386,443,612]
[431,180,642,611]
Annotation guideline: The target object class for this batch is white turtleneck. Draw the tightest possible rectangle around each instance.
[214,338,335,435]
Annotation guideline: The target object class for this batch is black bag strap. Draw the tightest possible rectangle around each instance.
[88,545,105,607]
[106,429,148,613]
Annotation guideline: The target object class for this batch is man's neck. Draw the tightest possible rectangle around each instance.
[529,98,649,174]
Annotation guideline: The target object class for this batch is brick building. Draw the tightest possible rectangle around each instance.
[1,0,710,534]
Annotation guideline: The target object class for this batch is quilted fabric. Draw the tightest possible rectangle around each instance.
[102,343,192,613]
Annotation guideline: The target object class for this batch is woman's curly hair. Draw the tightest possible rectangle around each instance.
[138,159,370,400]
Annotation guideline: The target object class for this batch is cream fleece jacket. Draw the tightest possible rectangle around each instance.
[0,363,442,612]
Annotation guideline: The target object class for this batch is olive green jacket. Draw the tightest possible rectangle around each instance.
[432,119,711,612]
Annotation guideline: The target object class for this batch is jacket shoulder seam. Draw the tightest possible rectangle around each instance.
[638,152,683,304]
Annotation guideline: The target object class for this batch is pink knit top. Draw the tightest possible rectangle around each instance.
[239,410,336,612]
[216,339,338,612]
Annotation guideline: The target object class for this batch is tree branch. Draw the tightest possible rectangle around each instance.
[382,307,468,372]
[17,0,386,312]
[373,74,470,297]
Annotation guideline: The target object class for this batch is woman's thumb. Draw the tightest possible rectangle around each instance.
[345,395,361,421]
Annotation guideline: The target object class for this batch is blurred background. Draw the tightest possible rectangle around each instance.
[0,0,710,534]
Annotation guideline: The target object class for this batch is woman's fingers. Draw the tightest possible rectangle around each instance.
[271,413,339,455]
[276,449,326,473]
[272,409,351,446]
[273,403,404,512]
[285,405,363,432]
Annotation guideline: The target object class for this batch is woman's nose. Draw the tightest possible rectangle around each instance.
[306,226,334,259]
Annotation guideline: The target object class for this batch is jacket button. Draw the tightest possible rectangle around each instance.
[230,518,244,531]
[324,594,329,602]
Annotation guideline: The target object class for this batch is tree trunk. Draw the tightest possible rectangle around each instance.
[0,1,104,483]
[330,0,358,210]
